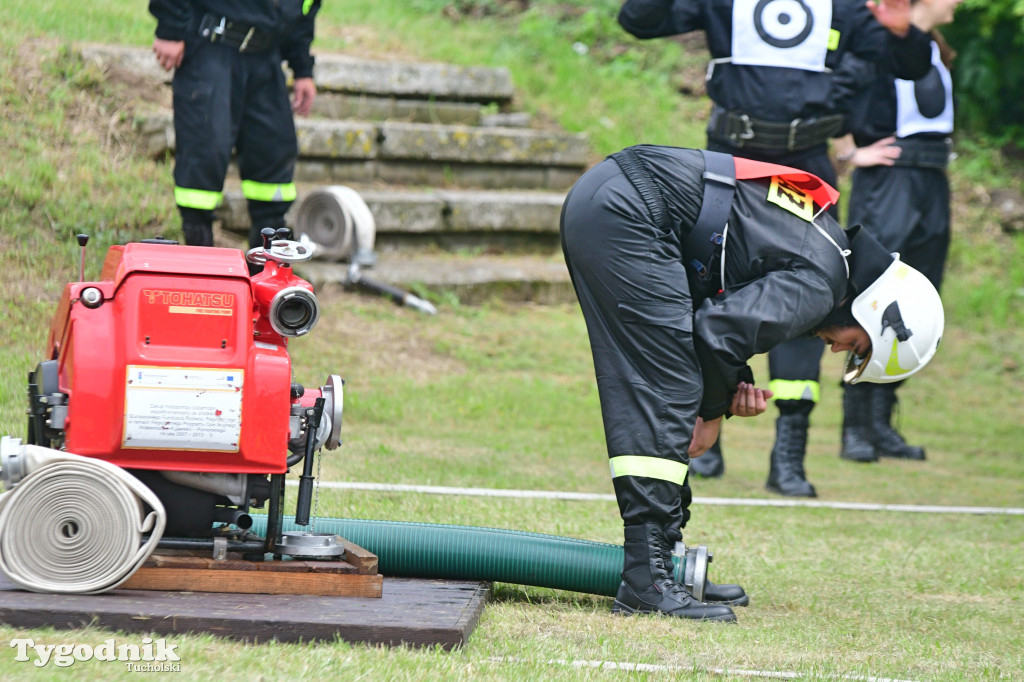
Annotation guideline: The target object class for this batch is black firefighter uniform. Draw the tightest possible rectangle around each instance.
[560,145,852,533]
[149,0,321,246]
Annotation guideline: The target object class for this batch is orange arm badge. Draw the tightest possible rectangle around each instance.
[733,157,840,222]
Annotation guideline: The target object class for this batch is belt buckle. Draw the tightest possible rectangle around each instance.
[729,113,755,145]
[787,118,803,151]
[238,27,256,53]
[209,16,227,42]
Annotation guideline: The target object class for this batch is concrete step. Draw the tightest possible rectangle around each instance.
[136,112,588,190]
[81,44,522,126]
[217,184,566,255]
[79,44,515,105]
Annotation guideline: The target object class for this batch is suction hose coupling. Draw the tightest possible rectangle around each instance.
[0,437,166,594]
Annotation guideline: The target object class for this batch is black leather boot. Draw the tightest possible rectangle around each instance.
[179,207,214,247]
[612,523,737,622]
[765,402,817,497]
[703,579,750,607]
[841,383,878,463]
[689,436,724,478]
[870,383,926,460]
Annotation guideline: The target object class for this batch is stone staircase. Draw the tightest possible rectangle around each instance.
[81,44,588,303]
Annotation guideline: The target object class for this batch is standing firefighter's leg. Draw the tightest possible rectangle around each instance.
[869,382,926,460]
[766,400,817,497]
[179,207,215,247]
[767,337,823,495]
[170,42,234,249]
[841,382,879,462]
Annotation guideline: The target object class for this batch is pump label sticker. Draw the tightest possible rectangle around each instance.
[123,366,244,451]
[141,289,234,317]
[767,175,814,221]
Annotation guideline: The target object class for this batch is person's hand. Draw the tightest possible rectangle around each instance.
[867,0,911,37]
[152,38,185,71]
[850,136,902,168]
[729,382,773,417]
[688,417,723,458]
[292,77,317,116]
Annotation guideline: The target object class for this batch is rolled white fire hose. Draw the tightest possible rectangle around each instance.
[293,185,377,264]
[0,437,165,594]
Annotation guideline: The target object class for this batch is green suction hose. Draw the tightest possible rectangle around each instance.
[248,515,700,598]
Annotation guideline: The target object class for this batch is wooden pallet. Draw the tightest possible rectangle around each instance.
[121,538,382,598]
[0,576,490,647]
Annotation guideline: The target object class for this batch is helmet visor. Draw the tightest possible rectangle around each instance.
[843,349,872,383]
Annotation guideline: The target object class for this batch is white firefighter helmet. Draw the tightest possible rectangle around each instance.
[843,255,944,384]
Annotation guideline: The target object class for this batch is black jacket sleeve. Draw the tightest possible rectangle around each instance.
[618,0,703,39]
[693,268,836,420]
[280,0,320,80]
[149,0,192,42]
[886,25,932,80]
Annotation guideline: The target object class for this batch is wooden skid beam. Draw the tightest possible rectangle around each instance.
[122,567,382,598]
[120,538,382,597]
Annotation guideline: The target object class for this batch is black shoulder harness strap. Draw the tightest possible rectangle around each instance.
[684,150,737,281]
[608,148,738,282]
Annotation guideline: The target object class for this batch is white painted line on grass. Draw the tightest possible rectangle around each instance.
[491,656,916,681]
[293,480,1024,516]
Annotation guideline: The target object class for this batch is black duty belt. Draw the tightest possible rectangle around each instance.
[199,14,276,53]
[891,137,953,169]
[609,148,737,288]
[708,105,843,152]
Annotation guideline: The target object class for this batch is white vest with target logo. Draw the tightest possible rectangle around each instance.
[895,41,954,138]
[731,0,833,72]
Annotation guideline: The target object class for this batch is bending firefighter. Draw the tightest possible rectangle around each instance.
[618,0,933,496]
[560,145,943,622]
[149,0,321,249]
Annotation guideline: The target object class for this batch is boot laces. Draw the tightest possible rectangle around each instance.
[650,530,687,597]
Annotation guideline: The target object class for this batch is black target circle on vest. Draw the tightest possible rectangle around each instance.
[753,0,814,48]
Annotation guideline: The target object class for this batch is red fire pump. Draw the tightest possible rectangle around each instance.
[1,229,344,591]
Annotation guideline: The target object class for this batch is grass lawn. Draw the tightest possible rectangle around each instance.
[1,2,1022,680]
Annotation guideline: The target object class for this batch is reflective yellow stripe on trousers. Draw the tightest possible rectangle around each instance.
[242,180,297,203]
[609,456,688,485]
[174,187,223,210]
[768,379,821,403]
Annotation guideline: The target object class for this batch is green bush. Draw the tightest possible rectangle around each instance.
[944,2,1024,148]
